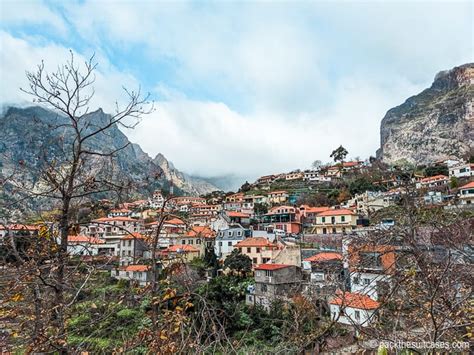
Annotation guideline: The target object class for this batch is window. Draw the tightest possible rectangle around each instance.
[189,240,194,245]
[197,239,201,244]
[247,247,251,253]
[228,241,232,246]
[261,284,267,292]
[321,217,326,223]
[332,228,337,234]
[353,276,360,285]
[128,250,131,256]
[128,240,132,246]
[265,270,273,277]
[256,247,261,253]
[341,216,345,222]
[252,258,257,264]
[219,241,222,246]
[181,240,186,244]
[354,310,360,320]
[322,228,327,234]
[363,278,371,285]
[126,272,129,277]
[331,217,336,224]
[237,231,242,236]
[228,231,233,236]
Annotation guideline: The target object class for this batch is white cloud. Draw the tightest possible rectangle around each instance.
[0,31,141,115]
[0,0,67,34]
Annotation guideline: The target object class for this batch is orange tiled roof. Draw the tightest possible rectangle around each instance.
[305,206,330,214]
[164,244,200,253]
[255,264,292,271]
[186,226,215,238]
[227,211,250,218]
[165,217,185,225]
[123,264,150,272]
[305,252,342,263]
[317,209,356,217]
[235,237,277,248]
[268,190,288,195]
[68,235,105,244]
[0,224,40,231]
[92,216,137,222]
[329,291,379,310]
[420,175,448,183]
[460,181,474,189]
[122,232,147,240]
[110,208,131,213]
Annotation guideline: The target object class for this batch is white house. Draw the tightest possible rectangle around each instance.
[350,271,390,300]
[449,163,474,178]
[111,264,151,286]
[329,291,379,327]
[214,226,248,259]
[458,181,474,205]
[67,235,105,256]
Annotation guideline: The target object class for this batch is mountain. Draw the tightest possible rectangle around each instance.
[0,106,218,203]
[152,153,220,195]
[377,63,474,164]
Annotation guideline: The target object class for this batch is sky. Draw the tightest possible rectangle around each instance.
[1,0,473,183]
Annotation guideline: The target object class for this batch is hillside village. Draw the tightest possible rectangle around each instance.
[2,150,473,351]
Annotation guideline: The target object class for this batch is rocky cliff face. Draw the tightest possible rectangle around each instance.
[153,153,219,196]
[0,106,218,202]
[377,63,474,164]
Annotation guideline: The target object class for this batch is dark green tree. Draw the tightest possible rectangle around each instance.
[224,249,252,274]
[330,145,348,164]
[253,202,268,215]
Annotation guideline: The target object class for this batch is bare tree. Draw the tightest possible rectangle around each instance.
[1,52,152,352]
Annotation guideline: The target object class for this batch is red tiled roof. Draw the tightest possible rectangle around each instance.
[186,226,215,238]
[0,224,40,231]
[92,217,137,222]
[235,237,277,248]
[68,235,105,244]
[255,263,292,271]
[329,291,379,310]
[227,211,250,218]
[317,209,356,217]
[163,244,200,253]
[305,252,342,263]
[305,206,331,214]
[460,181,474,189]
[420,174,448,183]
[166,217,185,225]
[123,265,150,272]
[122,232,147,240]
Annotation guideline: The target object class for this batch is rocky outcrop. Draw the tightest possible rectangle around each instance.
[377,63,474,164]
[153,153,218,196]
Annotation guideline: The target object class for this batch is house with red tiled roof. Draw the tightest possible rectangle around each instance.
[303,252,344,296]
[160,244,201,264]
[416,174,449,189]
[329,291,379,327]
[246,264,302,310]
[348,244,396,300]
[458,180,474,205]
[312,208,358,235]
[119,232,150,266]
[226,211,251,225]
[259,205,302,235]
[112,264,151,286]
[67,235,105,256]
[235,237,301,267]
[82,216,144,241]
